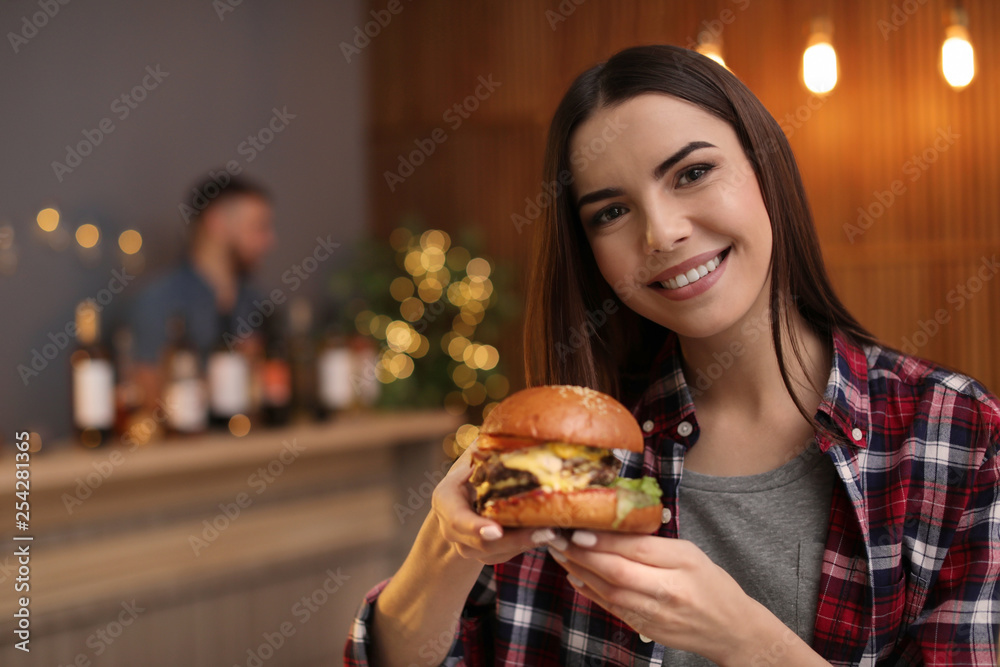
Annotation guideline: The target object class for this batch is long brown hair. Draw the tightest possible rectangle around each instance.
[523,44,876,420]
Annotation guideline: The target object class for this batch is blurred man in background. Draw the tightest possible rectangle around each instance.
[128,174,276,437]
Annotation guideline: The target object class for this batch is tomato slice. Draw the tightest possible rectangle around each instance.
[475,433,540,453]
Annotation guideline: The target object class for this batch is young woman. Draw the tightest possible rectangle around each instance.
[345,45,1000,666]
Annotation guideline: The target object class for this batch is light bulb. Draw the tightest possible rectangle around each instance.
[803,18,837,95]
[696,40,727,70]
[941,14,974,89]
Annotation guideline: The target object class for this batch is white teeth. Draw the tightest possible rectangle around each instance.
[658,250,726,291]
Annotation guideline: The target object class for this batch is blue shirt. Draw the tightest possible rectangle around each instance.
[129,262,263,363]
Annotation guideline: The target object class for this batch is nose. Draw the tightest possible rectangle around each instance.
[643,201,691,254]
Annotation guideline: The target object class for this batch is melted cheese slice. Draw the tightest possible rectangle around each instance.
[495,442,606,492]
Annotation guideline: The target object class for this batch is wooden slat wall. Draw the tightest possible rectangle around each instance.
[367,0,999,392]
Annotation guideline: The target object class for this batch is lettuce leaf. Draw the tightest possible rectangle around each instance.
[611,476,663,528]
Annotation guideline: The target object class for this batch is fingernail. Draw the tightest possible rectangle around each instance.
[548,536,568,551]
[531,528,556,544]
[567,574,584,588]
[548,546,567,562]
[479,525,503,541]
[571,530,597,547]
[639,634,652,643]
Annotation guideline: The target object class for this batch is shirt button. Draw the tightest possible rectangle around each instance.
[676,421,693,437]
[642,420,654,433]
[851,427,864,442]
[661,507,672,523]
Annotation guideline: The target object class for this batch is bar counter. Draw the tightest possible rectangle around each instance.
[0,410,459,666]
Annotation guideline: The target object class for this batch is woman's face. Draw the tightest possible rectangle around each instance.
[570,93,773,341]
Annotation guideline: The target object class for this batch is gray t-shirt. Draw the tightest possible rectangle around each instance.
[658,443,837,666]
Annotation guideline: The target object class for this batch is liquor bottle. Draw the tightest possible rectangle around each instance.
[316,326,353,418]
[113,325,142,439]
[287,297,316,422]
[206,314,252,429]
[350,333,381,409]
[71,300,115,447]
[161,315,208,436]
[259,313,292,426]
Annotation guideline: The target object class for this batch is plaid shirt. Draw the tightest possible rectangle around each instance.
[345,330,1000,665]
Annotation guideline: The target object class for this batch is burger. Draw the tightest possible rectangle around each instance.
[469,385,663,533]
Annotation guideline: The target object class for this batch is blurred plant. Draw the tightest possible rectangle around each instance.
[328,221,518,456]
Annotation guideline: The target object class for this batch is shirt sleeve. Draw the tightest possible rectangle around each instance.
[886,400,1000,666]
[344,566,498,666]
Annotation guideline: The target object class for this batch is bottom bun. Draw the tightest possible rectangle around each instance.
[480,487,662,533]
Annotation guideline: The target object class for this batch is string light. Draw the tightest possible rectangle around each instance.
[367,227,510,438]
[118,229,143,254]
[75,223,100,249]
[37,208,60,232]
[803,17,838,95]
[941,7,975,89]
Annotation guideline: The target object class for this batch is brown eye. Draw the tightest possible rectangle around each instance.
[593,205,628,226]
[677,164,714,186]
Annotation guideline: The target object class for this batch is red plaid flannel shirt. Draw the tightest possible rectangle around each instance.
[346,330,1000,665]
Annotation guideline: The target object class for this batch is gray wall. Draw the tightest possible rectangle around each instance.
[0,0,367,444]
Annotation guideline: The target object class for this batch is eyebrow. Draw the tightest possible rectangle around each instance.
[575,140,718,210]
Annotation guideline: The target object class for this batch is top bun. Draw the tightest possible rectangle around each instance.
[481,385,644,453]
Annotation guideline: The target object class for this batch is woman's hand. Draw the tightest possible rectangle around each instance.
[430,443,552,565]
[546,531,823,666]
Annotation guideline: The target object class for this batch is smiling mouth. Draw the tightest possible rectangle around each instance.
[654,248,730,290]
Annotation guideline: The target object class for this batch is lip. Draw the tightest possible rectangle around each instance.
[647,247,730,301]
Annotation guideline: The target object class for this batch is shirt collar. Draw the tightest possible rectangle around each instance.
[630,328,872,451]
[815,328,872,451]
[630,331,698,448]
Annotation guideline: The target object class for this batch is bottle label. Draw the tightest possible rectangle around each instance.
[73,359,115,429]
[208,352,251,416]
[164,379,208,432]
[318,348,354,409]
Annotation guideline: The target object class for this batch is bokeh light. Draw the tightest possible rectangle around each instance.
[466,257,491,279]
[399,296,425,322]
[420,247,447,272]
[118,229,143,254]
[369,314,391,339]
[37,208,59,232]
[462,382,487,406]
[75,223,100,249]
[452,364,477,388]
[229,414,251,437]
[354,310,376,335]
[389,227,413,251]
[390,276,415,301]
[420,229,450,251]
[455,423,480,449]
[386,320,415,353]
[417,277,443,303]
[447,335,471,361]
